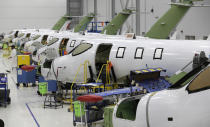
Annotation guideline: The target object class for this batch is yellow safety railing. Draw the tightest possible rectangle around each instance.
[69,60,90,111]
[96,61,111,84]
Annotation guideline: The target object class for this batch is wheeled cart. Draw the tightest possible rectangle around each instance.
[73,95,104,127]
[0,73,11,107]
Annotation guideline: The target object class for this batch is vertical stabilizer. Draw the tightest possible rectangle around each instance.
[52,16,70,31]
[74,13,95,32]
[101,9,132,35]
[145,0,203,39]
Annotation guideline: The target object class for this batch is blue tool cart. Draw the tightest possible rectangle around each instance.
[47,80,57,92]
[16,67,37,87]
[0,73,11,107]
[130,68,171,93]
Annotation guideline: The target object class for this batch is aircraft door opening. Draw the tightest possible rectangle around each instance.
[41,35,48,45]
[26,33,31,38]
[59,38,69,56]
[95,44,112,80]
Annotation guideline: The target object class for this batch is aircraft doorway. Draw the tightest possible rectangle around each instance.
[59,38,69,56]
[14,31,19,38]
[26,33,31,38]
[95,44,112,77]
[41,35,48,45]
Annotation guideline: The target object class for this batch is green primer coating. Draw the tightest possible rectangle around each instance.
[145,5,190,39]
[104,105,115,127]
[167,71,187,85]
[74,16,94,32]
[101,10,132,35]
[116,99,139,121]
[52,16,68,31]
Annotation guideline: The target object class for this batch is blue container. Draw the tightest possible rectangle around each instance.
[47,80,57,92]
[17,68,37,84]
[38,76,46,82]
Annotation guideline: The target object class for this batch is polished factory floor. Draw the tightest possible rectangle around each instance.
[0,52,74,127]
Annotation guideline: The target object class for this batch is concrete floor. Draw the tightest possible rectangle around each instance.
[0,51,74,127]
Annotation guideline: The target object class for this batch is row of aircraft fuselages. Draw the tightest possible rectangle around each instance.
[2,28,210,127]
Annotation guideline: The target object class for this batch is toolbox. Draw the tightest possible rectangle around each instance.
[130,68,171,93]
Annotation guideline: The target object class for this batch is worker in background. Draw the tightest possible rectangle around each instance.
[7,45,17,72]
[0,119,4,127]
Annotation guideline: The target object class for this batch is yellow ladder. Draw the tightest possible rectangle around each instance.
[69,60,90,111]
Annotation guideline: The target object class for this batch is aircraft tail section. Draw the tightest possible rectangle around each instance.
[73,14,95,32]
[52,15,70,31]
[145,4,190,39]
[146,0,205,39]
[101,9,132,35]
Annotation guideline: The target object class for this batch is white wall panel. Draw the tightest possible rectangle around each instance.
[83,0,210,39]
[0,0,66,33]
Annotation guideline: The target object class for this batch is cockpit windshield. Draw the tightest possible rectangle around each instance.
[71,43,92,56]
[188,66,210,92]
[32,35,41,40]
[170,62,209,89]
[18,33,25,38]
[47,38,59,46]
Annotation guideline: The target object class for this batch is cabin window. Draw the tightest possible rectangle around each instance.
[135,47,144,59]
[185,35,195,40]
[32,35,41,41]
[70,40,76,47]
[116,47,126,58]
[203,36,208,40]
[72,43,92,56]
[47,38,59,46]
[187,66,210,93]
[153,48,163,60]
[116,98,140,121]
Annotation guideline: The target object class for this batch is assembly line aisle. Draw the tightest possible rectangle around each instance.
[0,52,74,127]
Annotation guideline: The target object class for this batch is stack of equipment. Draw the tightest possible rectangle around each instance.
[0,73,11,107]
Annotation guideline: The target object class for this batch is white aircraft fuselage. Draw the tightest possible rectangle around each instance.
[113,63,210,127]
[42,38,210,84]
